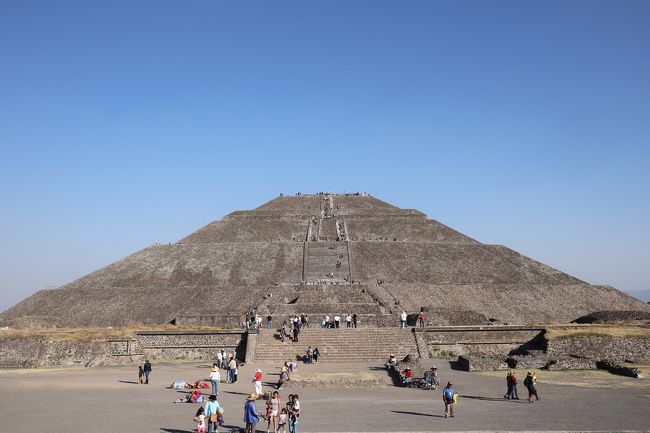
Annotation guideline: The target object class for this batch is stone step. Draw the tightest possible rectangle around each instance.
[252,328,419,362]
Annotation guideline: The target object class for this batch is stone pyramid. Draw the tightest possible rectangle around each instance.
[1,193,646,327]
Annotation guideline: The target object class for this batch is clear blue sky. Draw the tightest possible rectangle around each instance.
[1,0,649,311]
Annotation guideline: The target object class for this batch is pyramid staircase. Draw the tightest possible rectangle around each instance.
[266,284,395,327]
[251,327,418,363]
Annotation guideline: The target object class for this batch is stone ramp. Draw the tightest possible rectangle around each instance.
[252,328,418,363]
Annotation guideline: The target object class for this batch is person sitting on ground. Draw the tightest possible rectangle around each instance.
[401,367,414,384]
[289,361,298,373]
[431,366,440,387]
[385,354,397,370]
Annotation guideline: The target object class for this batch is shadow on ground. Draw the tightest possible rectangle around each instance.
[460,394,529,403]
[391,410,445,418]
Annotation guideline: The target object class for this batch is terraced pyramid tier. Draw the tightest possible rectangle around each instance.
[2,193,647,327]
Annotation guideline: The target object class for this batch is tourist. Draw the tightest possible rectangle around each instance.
[221,350,228,369]
[143,359,152,384]
[324,314,330,328]
[385,354,397,370]
[401,367,413,384]
[306,346,313,363]
[313,347,320,363]
[293,320,301,342]
[431,366,440,388]
[253,369,263,395]
[334,314,341,328]
[266,391,281,433]
[210,365,220,396]
[442,382,456,418]
[345,313,352,327]
[277,367,289,389]
[400,311,407,329]
[288,394,300,433]
[510,371,519,399]
[138,365,144,384]
[418,310,425,327]
[524,371,539,402]
[267,315,273,329]
[278,408,288,433]
[352,313,358,328]
[205,394,220,433]
[217,350,223,370]
[229,357,237,383]
[289,360,298,373]
[194,406,207,433]
[244,393,260,433]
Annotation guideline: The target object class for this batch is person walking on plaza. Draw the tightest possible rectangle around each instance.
[244,393,260,433]
[229,357,237,383]
[288,394,300,433]
[505,371,519,399]
[524,371,539,402]
[205,394,220,433]
[143,359,152,384]
[210,365,221,396]
[266,391,281,433]
[253,369,263,395]
[138,365,144,384]
[400,311,408,329]
[443,382,456,418]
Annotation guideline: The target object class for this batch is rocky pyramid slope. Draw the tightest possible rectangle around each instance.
[1,193,647,327]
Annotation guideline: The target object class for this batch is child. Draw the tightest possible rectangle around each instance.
[194,407,206,433]
[277,408,288,433]
[138,366,144,384]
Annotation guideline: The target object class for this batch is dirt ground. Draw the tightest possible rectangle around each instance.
[1,359,649,433]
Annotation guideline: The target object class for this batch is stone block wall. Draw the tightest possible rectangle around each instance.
[547,335,650,362]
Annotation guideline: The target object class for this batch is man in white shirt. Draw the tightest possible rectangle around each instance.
[400,311,408,329]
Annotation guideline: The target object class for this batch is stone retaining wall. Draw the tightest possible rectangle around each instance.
[547,335,650,362]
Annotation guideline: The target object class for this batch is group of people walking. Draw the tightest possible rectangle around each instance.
[504,370,540,402]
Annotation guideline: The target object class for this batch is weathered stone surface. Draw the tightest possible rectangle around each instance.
[572,310,650,324]
[1,193,647,328]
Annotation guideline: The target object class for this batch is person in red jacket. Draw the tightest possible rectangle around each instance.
[253,369,263,395]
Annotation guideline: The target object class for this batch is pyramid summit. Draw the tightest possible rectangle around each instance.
[2,193,646,328]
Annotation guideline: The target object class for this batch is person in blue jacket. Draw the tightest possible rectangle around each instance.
[442,382,456,418]
[244,393,260,433]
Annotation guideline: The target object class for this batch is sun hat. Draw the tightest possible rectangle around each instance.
[246,393,257,401]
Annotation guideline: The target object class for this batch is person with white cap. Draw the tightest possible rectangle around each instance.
[253,369,263,395]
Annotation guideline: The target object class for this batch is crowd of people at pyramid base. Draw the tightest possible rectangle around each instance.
[152,342,542,433]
